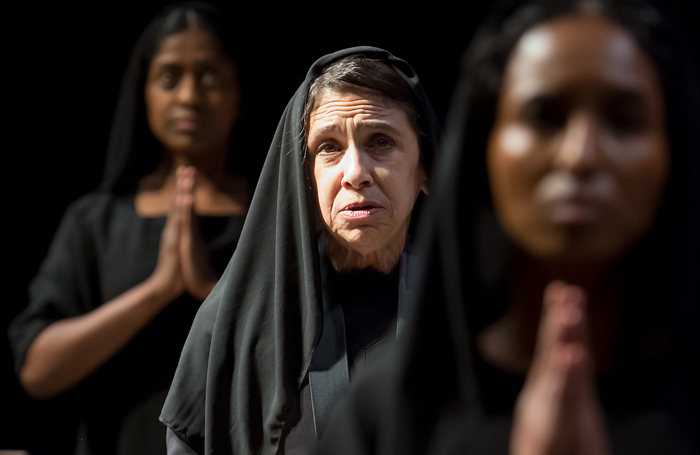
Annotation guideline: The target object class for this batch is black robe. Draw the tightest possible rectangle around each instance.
[7,193,244,455]
[312,1,700,454]
[159,46,441,455]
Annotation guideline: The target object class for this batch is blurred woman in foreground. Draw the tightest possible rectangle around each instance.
[315,0,700,453]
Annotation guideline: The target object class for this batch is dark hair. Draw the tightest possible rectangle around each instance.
[100,2,263,194]
[303,55,432,174]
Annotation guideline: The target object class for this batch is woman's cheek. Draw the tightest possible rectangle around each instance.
[314,171,338,226]
[488,125,538,201]
[498,124,536,159]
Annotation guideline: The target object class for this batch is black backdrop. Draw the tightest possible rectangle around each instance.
[3,0,698,451]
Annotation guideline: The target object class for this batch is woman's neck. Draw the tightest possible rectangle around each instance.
[135,148,249,216]
[478,250,624,376]
[160,147,231,186]
[325,231,406,274]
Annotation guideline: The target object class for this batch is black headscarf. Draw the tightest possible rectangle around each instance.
[313,1,700,454]
[100,1,265,195]
[160,46,441,454]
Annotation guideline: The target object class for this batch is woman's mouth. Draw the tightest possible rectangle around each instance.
[546,197,604,224]
[339,202,382,220]
[174,119,198,131]
[172,117,201,132]
[536,172,613,225]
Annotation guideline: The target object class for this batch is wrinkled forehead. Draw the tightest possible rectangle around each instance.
[312,86,408,116]
[308,85,419,141]
[311,88,397,118]
[307,89,416,143]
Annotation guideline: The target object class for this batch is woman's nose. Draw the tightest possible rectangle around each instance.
[554,111,602,174]
[175,74,202,106]
[341,145,373,190]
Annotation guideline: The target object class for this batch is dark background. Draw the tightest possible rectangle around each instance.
[3,0,698,451]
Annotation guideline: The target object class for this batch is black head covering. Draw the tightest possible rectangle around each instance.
[313,1,700,454]
[160,46,441,454]
[100,2,265,195]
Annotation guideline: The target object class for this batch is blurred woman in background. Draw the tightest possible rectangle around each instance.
[8,3,261,454]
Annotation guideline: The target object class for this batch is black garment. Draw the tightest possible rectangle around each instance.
[160,46,441,455]
[312,1,700,454]
[164,252,407,455]
[163,239,421,455]
[336,266,400,378]
[279,262,401,455]
[7,192,244,455]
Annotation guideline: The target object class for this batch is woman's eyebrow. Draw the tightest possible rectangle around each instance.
[604,88,648,106]
[308,124,343,142]
[308,119,404,143]
[357,120,402,136]
[149,53,181,66]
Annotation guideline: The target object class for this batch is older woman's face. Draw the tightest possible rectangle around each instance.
[308,89,426,262]
[487,16,669,264]
[145,28,239,155]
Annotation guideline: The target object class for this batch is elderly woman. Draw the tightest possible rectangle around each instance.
[7,4,260,454]
[160,47,440,454]
[314,1,700,454]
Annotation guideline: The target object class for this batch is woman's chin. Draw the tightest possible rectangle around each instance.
[333,229,385,254]
[326,229,405,272]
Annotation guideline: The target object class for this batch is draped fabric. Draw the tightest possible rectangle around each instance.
[160,46,441,454]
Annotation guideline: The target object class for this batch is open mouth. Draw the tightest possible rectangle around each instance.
[340,202,381,219]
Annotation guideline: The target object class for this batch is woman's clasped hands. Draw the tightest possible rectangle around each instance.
[150,165,219,303]
[511,282,611,455]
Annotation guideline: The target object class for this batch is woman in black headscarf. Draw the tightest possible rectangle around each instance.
[159,47,441,455]
[314,0,700,454]
[8,3,260,454]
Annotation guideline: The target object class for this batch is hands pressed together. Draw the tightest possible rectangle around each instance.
[510,282,611,455]
[150,165,220,303]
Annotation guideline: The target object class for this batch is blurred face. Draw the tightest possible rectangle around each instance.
[308,89,426,263]
[145,28,239,155]
[487,16,669,264]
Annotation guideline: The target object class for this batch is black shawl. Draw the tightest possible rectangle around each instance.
[313,1,700,454]
[160,46,441,454]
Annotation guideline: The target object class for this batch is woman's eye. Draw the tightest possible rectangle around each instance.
[603,98,647,135]
[522,97,567,133]
[159,70,180,89]
[201,70,220,88]
[318,142,340,154]
[370,135,394,149]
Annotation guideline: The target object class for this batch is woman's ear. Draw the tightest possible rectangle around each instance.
[420,168,429,195]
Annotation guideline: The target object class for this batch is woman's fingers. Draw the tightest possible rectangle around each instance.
[176,166,220,301]
[535,283,590,412]
[176,165,195,234]
[536,282,587,361]
[511,283,609,455]
[147,174,185,301]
